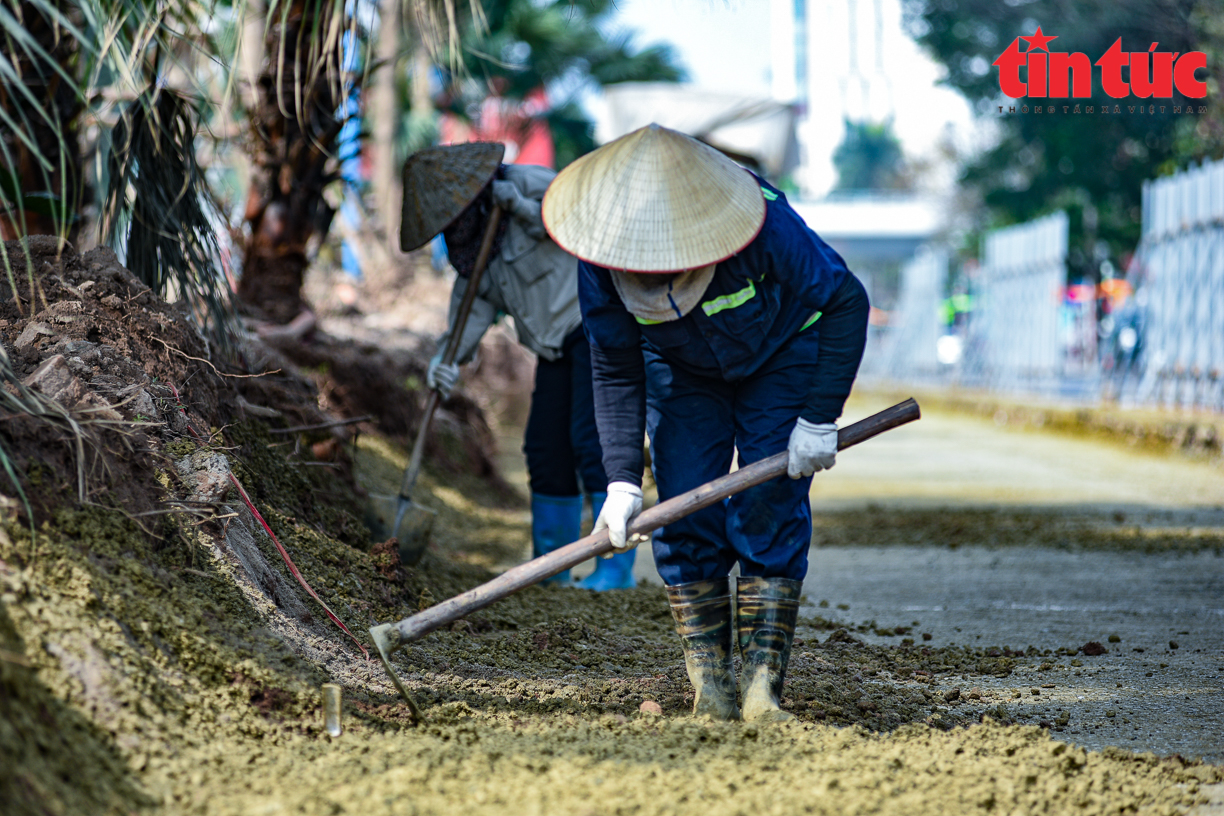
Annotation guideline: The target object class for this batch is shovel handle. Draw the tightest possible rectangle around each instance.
[398,206,504,501]
[378,398,920,650]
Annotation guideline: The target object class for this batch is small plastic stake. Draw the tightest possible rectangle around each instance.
[369,623,423,722]
[323,683,343,737]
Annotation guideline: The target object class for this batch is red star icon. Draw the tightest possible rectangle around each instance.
[1019,26,1058,52]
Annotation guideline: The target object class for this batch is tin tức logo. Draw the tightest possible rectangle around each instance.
[992,27,1208,100]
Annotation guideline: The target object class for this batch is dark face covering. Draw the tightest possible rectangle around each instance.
[442,167,509,277]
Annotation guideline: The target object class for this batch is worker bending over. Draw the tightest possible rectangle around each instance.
[400,142,634,590]
[542,125,869,721]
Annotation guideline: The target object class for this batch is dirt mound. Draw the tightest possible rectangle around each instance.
[2,238,216,522]
[0,237,510,521]
[263,328,511,492]
[0,237,517,814]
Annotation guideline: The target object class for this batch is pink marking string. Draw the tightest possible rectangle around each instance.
[169,383,368,659]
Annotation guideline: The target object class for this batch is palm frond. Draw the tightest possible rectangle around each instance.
[102,85,237,345]
[0,0,85,241]
[409,0,485,75]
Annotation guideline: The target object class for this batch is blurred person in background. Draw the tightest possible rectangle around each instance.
[542,125,869,722]
[400,142,635,591]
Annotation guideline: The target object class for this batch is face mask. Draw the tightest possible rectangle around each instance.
[441,166,508,276]
[609,264,717,323]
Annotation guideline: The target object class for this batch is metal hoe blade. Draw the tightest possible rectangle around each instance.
[370,622,423,721]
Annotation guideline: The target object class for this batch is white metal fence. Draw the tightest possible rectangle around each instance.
[861,215,1070,393]
[966,211,1070,393]
[1131,159,1224,411]
[873,246,947,383]
[864,162,1224,414]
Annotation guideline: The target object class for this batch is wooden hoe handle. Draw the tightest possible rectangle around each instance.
[374,398,920,653]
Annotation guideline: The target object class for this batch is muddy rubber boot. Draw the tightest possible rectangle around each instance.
[666,578,740,721]
[576,492,637,590]
[531,493,582,585]
[736,576,802,723]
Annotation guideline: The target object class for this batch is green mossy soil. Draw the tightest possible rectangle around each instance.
[1,240,1220,814]
[3,432,1221,815]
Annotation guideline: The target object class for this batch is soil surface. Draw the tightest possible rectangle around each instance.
[595,396,1224,764]
[1,243,1221,815]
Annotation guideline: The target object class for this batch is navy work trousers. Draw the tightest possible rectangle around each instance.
[645,283,867,586]
[524,328,607,497]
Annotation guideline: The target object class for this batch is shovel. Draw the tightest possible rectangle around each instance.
[369,398,921,718]
[387,204,505,567]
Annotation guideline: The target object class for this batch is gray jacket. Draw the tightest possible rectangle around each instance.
[438,164,581,363]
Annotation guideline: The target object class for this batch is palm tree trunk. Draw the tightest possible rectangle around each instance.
[0,0,81,241]
[370,0,401,253]
[237,0,345,324]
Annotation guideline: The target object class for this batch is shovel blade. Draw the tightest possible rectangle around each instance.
[366,493,436,566]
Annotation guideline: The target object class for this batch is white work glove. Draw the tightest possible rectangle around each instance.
[593,481,645,554]
[426,352,461,399]
[491,179,522,212]
[787,419,838,478]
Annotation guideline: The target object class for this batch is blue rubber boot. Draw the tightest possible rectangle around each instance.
[532,493,582,585]
[576,491,638,590]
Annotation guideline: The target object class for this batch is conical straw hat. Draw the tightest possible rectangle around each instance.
[400,142,506,252]
[542,124,765,272]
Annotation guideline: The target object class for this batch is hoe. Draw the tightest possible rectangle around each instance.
[370,398,921,719]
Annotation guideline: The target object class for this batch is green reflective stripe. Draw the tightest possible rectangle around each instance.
[634,315,666,325]
[801,310,822,331]
[701,279,756,317]
[761,187,778,201]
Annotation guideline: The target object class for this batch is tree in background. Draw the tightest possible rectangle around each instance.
[1175,4,1224,161]
[235,0,353,325]
[832,119,911,192]
[1,0,234,339]
[902,0,1220,281]
[435,0,685,169]
[0,0,82,241]
[237,0,683,324]
[2,0,681,328]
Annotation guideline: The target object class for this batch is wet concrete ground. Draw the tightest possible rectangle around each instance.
[804,545,1224,763]
[554,394,1224,764]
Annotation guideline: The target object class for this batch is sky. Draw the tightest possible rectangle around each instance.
[608,0,775,96]
[592,0,985,197]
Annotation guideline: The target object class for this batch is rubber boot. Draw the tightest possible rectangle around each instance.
[666,578,740,721]
[531,493,582,585]
[576,492,637,590]
[736,576,802,723]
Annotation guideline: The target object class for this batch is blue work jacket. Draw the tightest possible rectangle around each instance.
[578,178,857,486]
